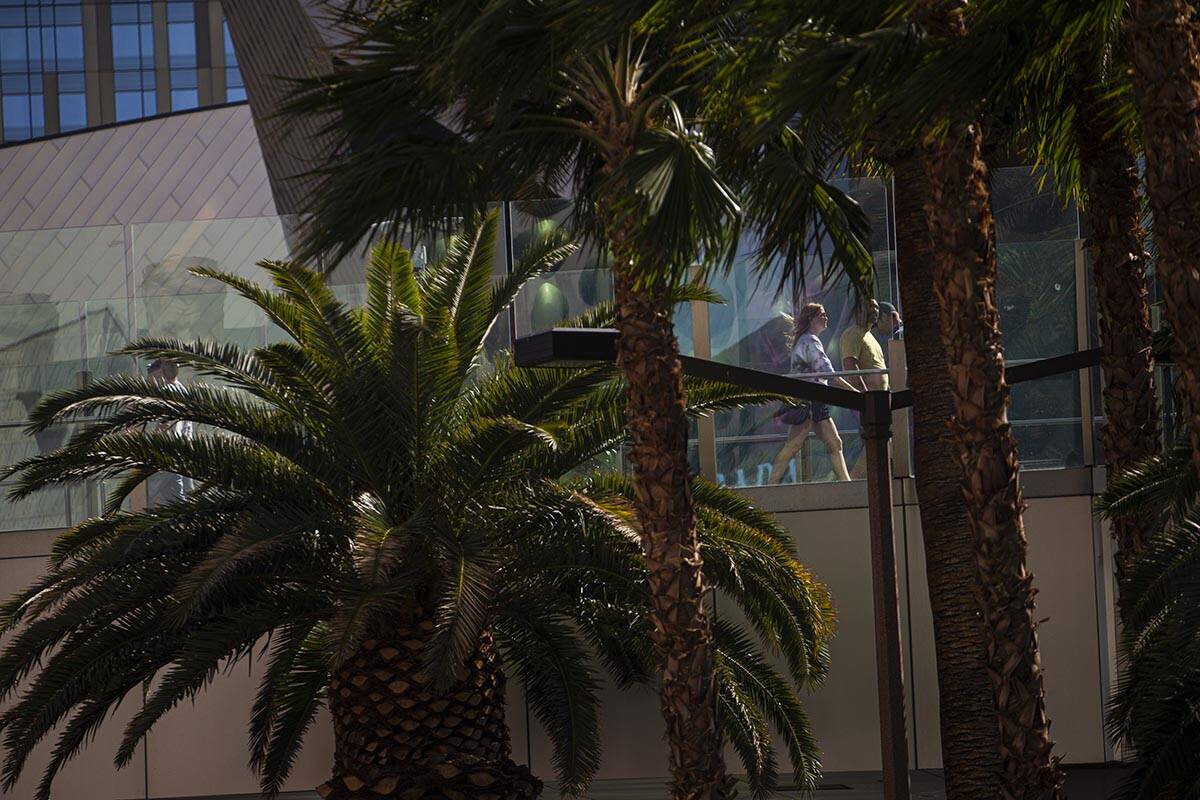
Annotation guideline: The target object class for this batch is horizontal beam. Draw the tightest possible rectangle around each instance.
[889,347,1101,411]
[513,327,865,411]
[514,328,1103,416]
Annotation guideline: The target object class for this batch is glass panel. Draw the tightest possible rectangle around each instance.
[170,87,198,110]
[110,23,142,69]
[993,167,1083,469]
[167,2,193,23]
[510,200,606,337]
[222,20,236,63]
[54,25,83,71]
[713,177,896,486]
[1,92,32,139]
[58,90,85,131]
[114,89,142,121]
[167,21,196,67]
[133,218,293,300]
[0,27,26,71]
[0,224,129,531]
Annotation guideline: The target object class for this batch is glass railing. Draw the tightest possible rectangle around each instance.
[0,170,1103,529]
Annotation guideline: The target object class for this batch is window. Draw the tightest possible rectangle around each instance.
[993,167,1084,469]
[0,27,26,72]
[58,90,84,130]
[57,68,84,131]
[54,24,82,71]
[2,71,43,139]
[0,1,83,142]
[114,67,155,121]
[222,20,245,102]
[111,3,153,69]
[226,67,245,101]
[169,66,197,110]
[112,2,157,121]
[711,178,895,486]
[167,2,195,68]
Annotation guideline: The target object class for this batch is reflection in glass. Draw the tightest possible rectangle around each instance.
[993,167,1083,469]
[714,177,894,486]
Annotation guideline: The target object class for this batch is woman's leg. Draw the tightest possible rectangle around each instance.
[770,421,813,484]
[814,418,851,482]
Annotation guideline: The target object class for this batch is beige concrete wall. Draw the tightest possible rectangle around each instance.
[0,472,1114,798]
[905,495,1108,769]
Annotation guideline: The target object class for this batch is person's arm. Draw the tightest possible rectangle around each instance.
[832,375,859,392]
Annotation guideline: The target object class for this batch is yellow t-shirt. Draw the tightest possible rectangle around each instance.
[838,325,889,390]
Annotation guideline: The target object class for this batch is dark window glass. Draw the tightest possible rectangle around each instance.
[25,25,40,71]
[170,88,197,110]
[111,4,140,24]
[170,67,196,88]
[114,89,154,121]
[58,91,84,131]
[223,21,236,64]
[226,85,245,102]
[57,70,84,93]
[111,24,141,69]
[167,21,195,67]
[2,92,31,139]
[55,5,82,26]
[0,27,25,71]
[114,91,140,121]
[167,2,193,23]
[54,26,82,71]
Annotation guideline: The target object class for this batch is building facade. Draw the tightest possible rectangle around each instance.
[0,0,244,144]
[0,3,1142,798]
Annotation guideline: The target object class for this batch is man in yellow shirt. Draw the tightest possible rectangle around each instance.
[839,299,890,392]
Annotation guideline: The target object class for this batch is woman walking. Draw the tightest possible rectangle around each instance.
[771,302,857,483]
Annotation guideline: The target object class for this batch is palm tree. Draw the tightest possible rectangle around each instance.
[700,1,1064,794]
[964,0,1161,585]
[890,155,1003,799]
[1125,0,1200,479]
[898,9,1062,796]
[285,6,874,796]
[0,215,836,800]
[1073,71,1160,585]
[1098,431,1200,800]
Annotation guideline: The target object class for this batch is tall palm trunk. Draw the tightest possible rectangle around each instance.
[1126,0,1200,476]
[604,199,727,800]
[1074,76,1160,586]
[891,153,1002,800]
[318,621,540,800]
[914,6,1064,798]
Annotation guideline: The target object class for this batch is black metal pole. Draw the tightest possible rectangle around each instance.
[861,389,911,800]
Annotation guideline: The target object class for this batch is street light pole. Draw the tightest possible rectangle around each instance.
[862,389,910,800]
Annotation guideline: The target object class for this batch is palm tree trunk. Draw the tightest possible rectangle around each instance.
[1126,0,1200,477]
[913,6,1064,798]
[318,622,540,800]
[1074,75,1160,586]
[891,152,1002,800]
[605,209,727,800]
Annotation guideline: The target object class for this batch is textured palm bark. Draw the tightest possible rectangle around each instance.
[604,210,727,800]
[1074,77,1160,586]
[914,5,1064,798]
[318,622,540,800]
[919,123,1064,800]
[1126,0,1200,477]
[891,152,1002,800]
